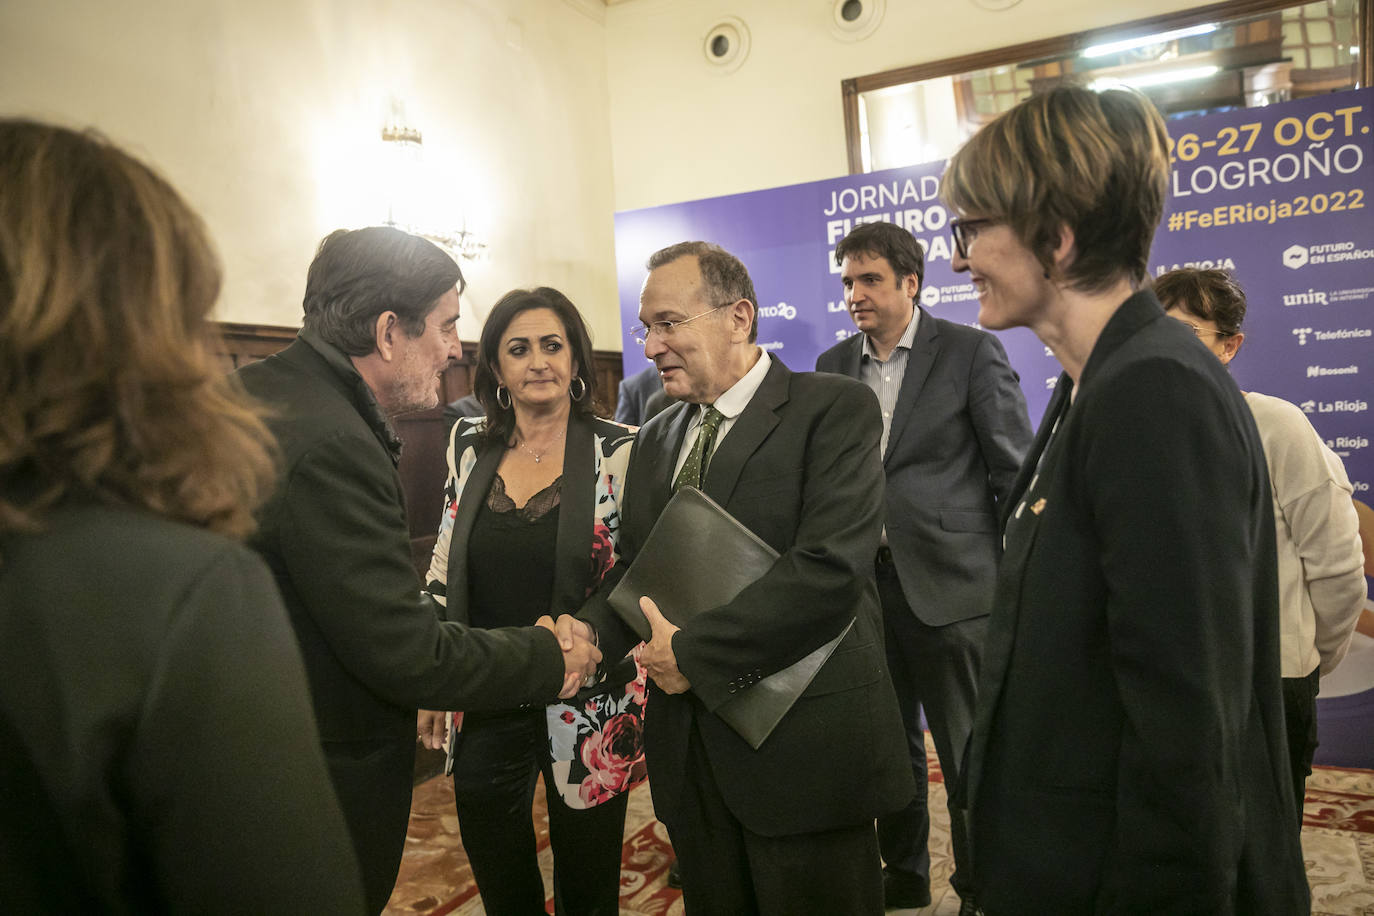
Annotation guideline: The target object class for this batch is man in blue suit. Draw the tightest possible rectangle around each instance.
[614,363,663,425]
[816,221,1031,915]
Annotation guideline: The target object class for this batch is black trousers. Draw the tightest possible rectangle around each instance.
[451,709,628,916]
[664,717,883,915]
[874,555,984,901]
[1281,666,1321,823]
[322,736,417,914]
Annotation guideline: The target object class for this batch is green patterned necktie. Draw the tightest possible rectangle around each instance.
[673,406,725,492]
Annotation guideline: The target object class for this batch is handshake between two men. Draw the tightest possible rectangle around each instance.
[540,613,603,699]
[554,596,689,695]
[417,613,601,752]
[417,596,681,752]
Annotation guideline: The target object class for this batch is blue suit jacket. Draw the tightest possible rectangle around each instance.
[816,307,1032,625]
[614,364,663,425]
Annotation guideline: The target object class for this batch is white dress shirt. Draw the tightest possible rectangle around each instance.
[859,307,919,458]
[672,348,772,482]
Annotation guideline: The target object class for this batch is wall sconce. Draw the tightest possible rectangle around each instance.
[380,113,488,260]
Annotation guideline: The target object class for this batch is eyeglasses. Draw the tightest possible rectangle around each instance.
[629,304,728,347]
[1175,319,1231,339]
[950,218,997,260]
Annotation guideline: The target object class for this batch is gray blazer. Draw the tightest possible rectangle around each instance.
[816,306,1032,626]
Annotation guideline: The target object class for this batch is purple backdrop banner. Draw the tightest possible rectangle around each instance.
[614,88,1374,766]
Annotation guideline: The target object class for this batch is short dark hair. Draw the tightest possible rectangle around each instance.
[646,241,759,343]
[1153,268,1247,337]
[834,221,925,293]
[942,86,1169,292]
[301,227,464,356]
[473,287,601,446]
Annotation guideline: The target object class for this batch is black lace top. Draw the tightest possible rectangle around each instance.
[465,474,562,630]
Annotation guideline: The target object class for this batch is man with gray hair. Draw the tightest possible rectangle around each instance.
[236,227,599,913]
[560,240,914,913]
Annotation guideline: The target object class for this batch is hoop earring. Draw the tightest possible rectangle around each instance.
[569,377,587,402]
[496,386,512,410]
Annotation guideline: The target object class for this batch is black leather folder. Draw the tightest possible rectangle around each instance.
[608,486,853,749]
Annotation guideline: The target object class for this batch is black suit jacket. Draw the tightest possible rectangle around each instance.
[641,388,677,422]
[0,497,364,914]
[581,356,914,837]
[235,333,564,744]
[442,393,484,434]
[966,291,1308,914]
[816,308,1032,624]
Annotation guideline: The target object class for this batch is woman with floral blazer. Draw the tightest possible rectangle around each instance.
[423,288,647,916]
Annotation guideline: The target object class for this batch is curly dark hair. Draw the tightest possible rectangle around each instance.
[473,287,602,446]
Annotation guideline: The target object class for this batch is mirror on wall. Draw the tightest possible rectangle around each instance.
[845,0,1368,172]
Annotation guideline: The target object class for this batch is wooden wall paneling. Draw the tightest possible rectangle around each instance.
[393,408,451,576]
[216,322,297,371]
[591,351,624,419]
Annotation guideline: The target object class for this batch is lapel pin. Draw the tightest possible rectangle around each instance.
[1030,497,1047,515]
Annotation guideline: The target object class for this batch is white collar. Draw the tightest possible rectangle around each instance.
[861,307,920,361]
[702,347,770,420]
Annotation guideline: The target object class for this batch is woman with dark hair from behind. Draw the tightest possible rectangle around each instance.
[0,119,365,913]
[420,287,647,915]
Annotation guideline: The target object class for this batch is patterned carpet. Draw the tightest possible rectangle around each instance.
[383,736,1374,916]
[383,773,679,916]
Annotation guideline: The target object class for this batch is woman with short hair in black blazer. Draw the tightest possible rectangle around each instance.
[0,120,364,913]
[940,87,1308,914]
[421,288,646,916]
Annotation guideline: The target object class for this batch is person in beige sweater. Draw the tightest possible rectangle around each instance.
[1156,267,1367,818]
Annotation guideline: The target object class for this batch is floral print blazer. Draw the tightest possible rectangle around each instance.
[425,413,647,809]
